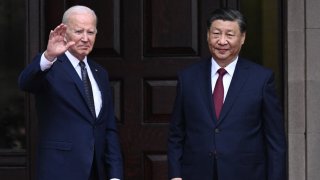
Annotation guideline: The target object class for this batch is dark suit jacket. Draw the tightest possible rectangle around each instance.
[168,57,286,180]
[19,53,123,180]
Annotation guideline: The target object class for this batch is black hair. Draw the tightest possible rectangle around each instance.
[206,8,247,33]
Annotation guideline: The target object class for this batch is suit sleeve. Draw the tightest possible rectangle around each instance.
[18,53,49,93]
[262,72,287,180]
[168,74,185,179]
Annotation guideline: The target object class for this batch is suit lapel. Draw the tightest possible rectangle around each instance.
[58,54,87,102]
[58,54,97,122]
[197,58,216,124]
[218,59,250,124]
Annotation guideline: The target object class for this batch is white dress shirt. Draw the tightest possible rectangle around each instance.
[211,57,238,101]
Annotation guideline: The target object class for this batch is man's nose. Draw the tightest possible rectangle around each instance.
[81,32,89,41]
[218,35,228,45]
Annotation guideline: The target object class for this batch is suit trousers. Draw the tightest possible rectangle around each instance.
[214,157,218,180]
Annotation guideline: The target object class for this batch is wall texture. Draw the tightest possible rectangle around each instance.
[288,0,320,179]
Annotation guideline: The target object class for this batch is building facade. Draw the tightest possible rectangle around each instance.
[0,0,318,179]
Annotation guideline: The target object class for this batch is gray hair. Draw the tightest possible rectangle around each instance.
[62,5,97,27]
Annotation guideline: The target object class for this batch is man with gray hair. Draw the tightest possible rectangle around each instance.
[19,5,123,180]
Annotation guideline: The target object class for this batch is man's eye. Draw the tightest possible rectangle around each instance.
[212,32,221,38]
[87,31,95,35]
[75,30,83,35]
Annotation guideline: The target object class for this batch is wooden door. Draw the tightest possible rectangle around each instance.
[42,0,220,179]
[0,0,285,179]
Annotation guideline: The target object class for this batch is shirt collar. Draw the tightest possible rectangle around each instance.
[65,51,88,68]
[211,56,238,77]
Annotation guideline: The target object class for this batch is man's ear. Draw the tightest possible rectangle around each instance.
[241,32,246,45]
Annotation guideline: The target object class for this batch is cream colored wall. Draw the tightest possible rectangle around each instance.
[287,0,306,179]
[306,0,320,179]
[288,0,320,179]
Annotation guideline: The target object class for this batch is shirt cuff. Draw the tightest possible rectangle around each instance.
[40,53,57,71]
[110,179,120,180]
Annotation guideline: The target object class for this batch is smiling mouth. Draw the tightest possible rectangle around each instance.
[217,49,228,53]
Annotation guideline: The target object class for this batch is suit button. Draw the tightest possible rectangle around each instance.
[215,128,220,133]
[209,152,213,157]
[214,151,218,159]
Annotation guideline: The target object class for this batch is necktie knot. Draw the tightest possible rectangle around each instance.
[79,61,86,70]
[217,68,227,76]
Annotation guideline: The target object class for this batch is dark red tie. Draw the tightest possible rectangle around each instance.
[213,68,227,120]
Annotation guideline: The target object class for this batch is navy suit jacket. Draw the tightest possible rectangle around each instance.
[168,57,286,180]
[19,53,123,180]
